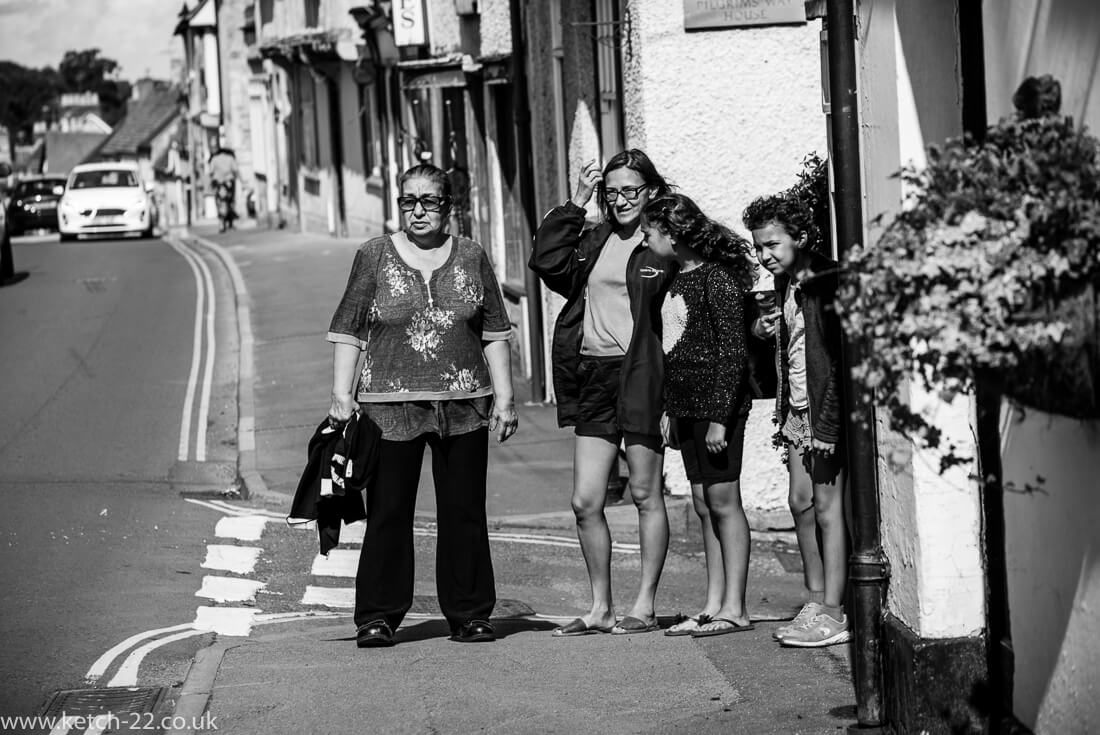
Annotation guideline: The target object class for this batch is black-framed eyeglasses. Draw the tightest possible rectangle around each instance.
[601,185,646,203]
[397,194,450,212]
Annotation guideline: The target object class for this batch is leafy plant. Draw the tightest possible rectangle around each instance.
[837,78,1100,469]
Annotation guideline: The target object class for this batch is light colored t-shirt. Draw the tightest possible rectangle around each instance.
[581,238,635,356]
[784,284,808,410]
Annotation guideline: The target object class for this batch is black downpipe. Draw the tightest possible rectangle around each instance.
[824,0,889,730]
[327,76,348,238]
[509,0,546,402]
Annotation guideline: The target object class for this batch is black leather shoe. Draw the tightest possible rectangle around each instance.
[356,620,395,648]
[452,619,496,643]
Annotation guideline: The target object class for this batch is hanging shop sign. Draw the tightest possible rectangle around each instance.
[683,0,806,30]
[393,0,428,46]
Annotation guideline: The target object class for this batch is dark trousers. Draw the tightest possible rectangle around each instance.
[354,428,495,632]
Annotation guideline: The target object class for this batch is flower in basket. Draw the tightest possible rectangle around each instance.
[837,75,1100,467]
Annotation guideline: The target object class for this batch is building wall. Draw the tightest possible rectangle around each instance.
[983,0,1100,131]
[339,65,385,237]
[219,0,256,191]
[1001,405,1100,731]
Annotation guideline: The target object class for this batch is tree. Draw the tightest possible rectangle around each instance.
[0,61,62,161]
[58,49,131,127]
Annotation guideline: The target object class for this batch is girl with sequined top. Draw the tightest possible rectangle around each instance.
[641,192,758,638]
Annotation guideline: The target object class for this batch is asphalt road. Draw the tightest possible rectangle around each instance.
[0,232,237,721]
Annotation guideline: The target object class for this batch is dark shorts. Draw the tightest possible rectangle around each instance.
[781,408,844,485]
[676,413,748,484]
[574,355,625,438]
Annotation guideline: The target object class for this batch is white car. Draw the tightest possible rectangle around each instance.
[59,163,155,241]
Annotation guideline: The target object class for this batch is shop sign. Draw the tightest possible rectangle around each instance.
[394,0,428,46]
[683,0,806,30]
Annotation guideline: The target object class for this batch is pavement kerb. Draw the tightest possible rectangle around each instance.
[166,640,236,735]
[171,227,292,506]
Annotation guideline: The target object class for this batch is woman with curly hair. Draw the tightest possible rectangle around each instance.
[641,192,758,637]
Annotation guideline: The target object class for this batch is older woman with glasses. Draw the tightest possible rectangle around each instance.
[529,149,676,636]
[327,163,518,647]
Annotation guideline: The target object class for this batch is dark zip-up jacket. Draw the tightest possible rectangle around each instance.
[529,201,674,435]
[775,251,844,445]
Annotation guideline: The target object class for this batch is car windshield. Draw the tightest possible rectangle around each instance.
[15,180,66,197]
[70,170,139,189]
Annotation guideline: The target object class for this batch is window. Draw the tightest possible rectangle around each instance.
[70,170,139,189]
[304,0,320,28]
[593,0,624,158]
[298,67,319,168]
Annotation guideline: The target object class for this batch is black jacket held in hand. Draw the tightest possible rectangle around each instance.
[775,251,845,445]
[287,413,380,555]
[529,201,674,436]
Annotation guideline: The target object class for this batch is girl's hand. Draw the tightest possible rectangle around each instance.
[753,310,780,339]
[328,391,359,428]
[661,412,679,449]
[705,421,728,454]
[810,437,835,456]
[490,399,519,443]
[570,159,602,209]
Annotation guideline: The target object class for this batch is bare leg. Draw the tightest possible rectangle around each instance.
[570,434,620,629]
[788,448,825,602]
[699,479,751,627]
[691,481,724,617]
[812,466,848,609]
[622,432,667,622]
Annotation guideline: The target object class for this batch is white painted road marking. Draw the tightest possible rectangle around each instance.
[214,515,270,541]
[202,545,263,574]
[310,549,359,577]
[195,575,266,603]
[166,238,205,462]
[106,629,206,687]
[301,586,355,609]
[193,606,260,637]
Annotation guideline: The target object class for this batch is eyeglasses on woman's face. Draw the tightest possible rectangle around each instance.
[397,194,449,212]
[601,185,646,204]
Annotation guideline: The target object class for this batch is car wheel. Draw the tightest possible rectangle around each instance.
[141,220,155,239]
[59,233,77,242]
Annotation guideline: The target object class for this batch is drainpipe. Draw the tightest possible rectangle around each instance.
[509,0,546,402]
[824,0,889,730]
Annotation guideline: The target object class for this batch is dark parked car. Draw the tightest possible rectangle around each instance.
[6,175,68,235]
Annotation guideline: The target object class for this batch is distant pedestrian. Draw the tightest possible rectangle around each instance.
[641,193,757,638]
[742,193,850,647]
[529,149,674,636]
[327,163,519,647]
[208,145,239,232]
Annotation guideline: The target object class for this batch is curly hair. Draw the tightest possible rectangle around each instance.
[596,149,674,224]
[741,193,817,248]
[643,193,756,288]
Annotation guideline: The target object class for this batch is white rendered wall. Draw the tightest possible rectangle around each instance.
[1001,406,1100,732]
[858,0,985,638]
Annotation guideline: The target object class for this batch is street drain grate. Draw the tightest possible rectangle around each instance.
[407,595,535,617]
[40,686,168,733]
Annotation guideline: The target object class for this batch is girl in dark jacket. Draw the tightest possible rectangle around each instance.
[743,194,849,648]
[529,149,674,636]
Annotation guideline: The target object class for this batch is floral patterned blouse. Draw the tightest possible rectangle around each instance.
[327,234,512,403]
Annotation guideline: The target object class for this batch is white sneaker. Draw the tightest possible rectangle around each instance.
[780,612,851,648]
[773,601,823,641]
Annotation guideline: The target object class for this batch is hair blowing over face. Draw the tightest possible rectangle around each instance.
[643,193,756,289]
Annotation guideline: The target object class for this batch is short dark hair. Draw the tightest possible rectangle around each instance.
[596,148,673,223]
[742,194,816,246]
[1013,75,1062,119]
[643,193,755,288]
[399,163,453,204]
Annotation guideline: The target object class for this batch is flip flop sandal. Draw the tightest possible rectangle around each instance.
[665,613,712,637]
[691,618,756,638]
[611,615,660,635]
[552,617,613,637]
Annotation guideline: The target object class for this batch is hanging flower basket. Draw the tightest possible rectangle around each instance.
[838,77,1100,461]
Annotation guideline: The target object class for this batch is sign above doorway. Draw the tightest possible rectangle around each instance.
[682,0,807,30]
